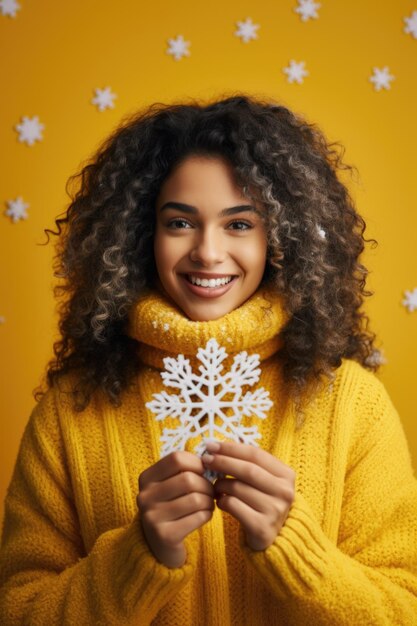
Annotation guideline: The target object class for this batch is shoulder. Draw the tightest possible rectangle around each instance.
[331,358,405,454]
[333,360,415,481]
[26,372,86,448]
[333,358,394,413]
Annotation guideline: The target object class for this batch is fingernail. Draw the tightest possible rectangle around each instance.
[202,453,214,463]
[205,441,220,452]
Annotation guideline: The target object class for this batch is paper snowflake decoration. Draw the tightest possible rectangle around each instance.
[91,87,117,112]
[234,17,260,43]
[294,0,321,22]
[166,35,190,60]
[4,196,29,222]
[369,67,395,91]
[283,60,309,84]
[146,338,273,481]
[402,288,417,312]
[404,11,417,39]
[15,116,44,146]
[0,0,20,17]
[364,348,387,367]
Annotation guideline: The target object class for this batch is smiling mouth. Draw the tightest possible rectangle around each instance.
[179,273,238,297]
[184,274,236,288]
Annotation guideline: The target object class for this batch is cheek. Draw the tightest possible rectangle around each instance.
[154,234,185,278]
[242,235,267,272]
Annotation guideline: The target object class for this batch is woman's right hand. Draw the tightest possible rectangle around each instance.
[137,450,215,568]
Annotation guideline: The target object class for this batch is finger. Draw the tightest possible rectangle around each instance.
[203,453,278,494]
[161,509,214,546]
[214,478,266,512]
[139,450,205,489]
[143,471,215,503]
[216,494,265,540]
[206,440,293,479]
[160,492,215,521]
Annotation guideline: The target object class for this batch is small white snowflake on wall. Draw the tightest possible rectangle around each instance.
[283,60,309,84]
[364,348,387,367]
[166,35,190,60]
[294,0,321,22]
[235,17,260,43]
[403,288,417,312]
[15,116,44,146]
[0,0,20,17]
[91,87,117,112]
[369,67,395,91]
[4,197,29,222]
[404,10,417,39]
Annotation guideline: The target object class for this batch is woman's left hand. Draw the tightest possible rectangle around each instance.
[202,440,296,551]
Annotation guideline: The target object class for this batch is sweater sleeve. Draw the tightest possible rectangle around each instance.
[0,391,196,625]
[240,373,417,625]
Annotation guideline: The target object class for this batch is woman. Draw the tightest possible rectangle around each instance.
[1,94,416,624]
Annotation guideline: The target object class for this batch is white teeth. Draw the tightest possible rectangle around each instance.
[189,275,233,287]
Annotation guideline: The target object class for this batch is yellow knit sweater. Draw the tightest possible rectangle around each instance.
[1,287,417,625]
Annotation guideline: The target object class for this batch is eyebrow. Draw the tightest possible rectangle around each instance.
[159,201,263,218]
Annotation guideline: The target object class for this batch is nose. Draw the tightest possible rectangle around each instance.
[189,227,227,266]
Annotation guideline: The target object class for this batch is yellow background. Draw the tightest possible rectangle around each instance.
[1,0,416,522]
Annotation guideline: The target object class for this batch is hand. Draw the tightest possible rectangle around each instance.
[137,451,215,568]
[202,440,296,551]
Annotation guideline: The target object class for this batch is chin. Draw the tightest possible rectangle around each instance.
[183,305,231,322]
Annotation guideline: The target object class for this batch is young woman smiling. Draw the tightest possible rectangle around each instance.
[1,94,416,625]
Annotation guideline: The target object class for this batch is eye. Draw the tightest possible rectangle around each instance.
[228,220,253,231]
[167,218,193,229]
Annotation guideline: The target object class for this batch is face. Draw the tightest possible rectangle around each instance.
[153,155,268,321]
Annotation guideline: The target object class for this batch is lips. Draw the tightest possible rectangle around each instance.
[183,272,237,279]
[180,274,238,299]
[186,275,234,287]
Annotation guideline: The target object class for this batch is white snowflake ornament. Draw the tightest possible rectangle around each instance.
[166,35,190,60]
[146,338,273,482]
[369,67,395,91]
[0,0,20,17]
[364,348,387,367]
[91,87,117,112]
[404,11,417,39]
[4,196,29,222]
[234,17,260,43]
[294,0,321,22]
[283,60,309,84]
[15,116,44,146]
[402,288,417,312]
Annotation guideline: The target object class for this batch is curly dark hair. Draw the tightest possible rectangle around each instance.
[35,92,380,414]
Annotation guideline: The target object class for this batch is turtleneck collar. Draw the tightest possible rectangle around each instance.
[126,285,289,370]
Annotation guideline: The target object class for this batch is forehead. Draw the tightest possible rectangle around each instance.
[156,155,263,209]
